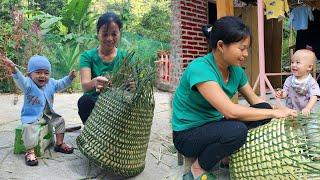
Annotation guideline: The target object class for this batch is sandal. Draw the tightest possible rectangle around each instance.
[65,125,81,132]
[54,143,74,154]
[183,171,216,180]
[194,172,216,180]
[25,150,38,166]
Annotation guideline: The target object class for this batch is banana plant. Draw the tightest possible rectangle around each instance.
[61,0,93,34]
[47,42,80,92]
[55,42,80,73]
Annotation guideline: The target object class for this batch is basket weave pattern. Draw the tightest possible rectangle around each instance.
[76,52,155,177]
[230,118,320,179]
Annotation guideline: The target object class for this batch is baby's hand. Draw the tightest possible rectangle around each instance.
[0,52,16,73]
[69,70,76,80]
[275,89,286,99]
[301,108,311,116]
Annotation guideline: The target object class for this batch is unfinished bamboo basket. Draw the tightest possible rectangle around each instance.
[230,115,320,179]
[76,51,155,177]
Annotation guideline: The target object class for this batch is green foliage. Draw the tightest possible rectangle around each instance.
[0,18,15,93]
[51,43,80,75]
[282,19,296,69]
[44,33,96,91]
[135,5,171,43]
[44,41,80,91]
[97,1,133,31]
[44,33,97,76]
[100,0,171,42]
[0,21,14,58]
[0,1,22,60]
[61,0,95,34]
[0,0,21,21]
[24,10,66,35]
[1,11,45,66]
[0,0,172,92]
[33,0,67,16]
[119,32,170,66]
[120,2,132,30]
[0,7,46,92]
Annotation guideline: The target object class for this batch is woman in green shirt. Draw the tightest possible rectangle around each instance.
[77,12,129,124]
[172,16,298,180]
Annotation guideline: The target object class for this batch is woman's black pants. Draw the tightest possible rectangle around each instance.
[173,102,272,171]
[77,95,97,124]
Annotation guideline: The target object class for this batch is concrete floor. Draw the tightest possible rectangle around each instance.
[0,91,230,180]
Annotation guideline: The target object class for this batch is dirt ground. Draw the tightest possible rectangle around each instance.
[0,91,230,180]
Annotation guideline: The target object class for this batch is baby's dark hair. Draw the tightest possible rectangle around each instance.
[209,16,251,49]
[96,11,122,33]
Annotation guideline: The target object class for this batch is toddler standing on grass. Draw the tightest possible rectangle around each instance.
[276,49,320,160]
[1,54,75,166]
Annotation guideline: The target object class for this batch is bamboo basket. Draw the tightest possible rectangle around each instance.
[76,51,155,177]
[230,115,320,179]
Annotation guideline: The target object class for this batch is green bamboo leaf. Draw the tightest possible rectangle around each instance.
[40,16,62,29]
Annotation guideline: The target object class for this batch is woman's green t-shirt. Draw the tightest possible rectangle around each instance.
[172,53,248,131]
[79,48,127,96]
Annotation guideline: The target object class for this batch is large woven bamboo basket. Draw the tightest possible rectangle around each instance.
[230,116,320,179]
[76,52,155,177]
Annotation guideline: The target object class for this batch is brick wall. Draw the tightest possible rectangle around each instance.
[169,0,208,91]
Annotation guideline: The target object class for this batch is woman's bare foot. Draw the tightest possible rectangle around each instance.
[191,159,205,179]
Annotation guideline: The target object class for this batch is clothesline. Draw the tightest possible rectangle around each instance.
[288,0,320,9]
[233,0,320,9]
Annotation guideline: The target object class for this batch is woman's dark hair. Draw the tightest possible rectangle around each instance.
[96,11,123,33]
[209,16,251,49]
[202,24,212,39]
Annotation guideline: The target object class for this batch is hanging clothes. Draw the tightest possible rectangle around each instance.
[264,0,290,20]
[239,0,256,5]
[304,0,320,9]
[296,10,320,59]
[289,5,314,30]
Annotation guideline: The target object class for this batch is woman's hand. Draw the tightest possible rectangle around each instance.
[273,106,297,118]
[93,76,111,92]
